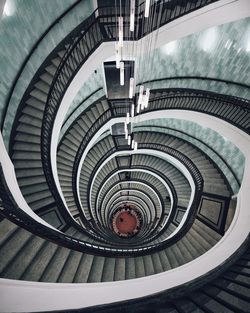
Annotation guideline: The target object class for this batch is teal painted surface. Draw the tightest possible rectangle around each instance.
[64,67,105,120]
[134,119,245,194]
[60,88,105,141]
[136,17,250,99]
[1,0,94,147]
[59,66,105,140]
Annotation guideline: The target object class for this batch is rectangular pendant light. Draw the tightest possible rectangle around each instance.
[124,121,128,133]
[134,141,138,151]
[144,88,150,108]
[130,0,135,32]
[138,85,144,104]
[141,96,145,110]
[131,139,135,149]
[126,112,130,124]
[120,61,124,86]
[136,102,140,114]
[128,135,131,145]
[124,121,128,140]
[129,77,134,98]
[145,0,150,18]
[137,85,144,112]
[115,42,121,69]
[118,16,123,47]
[131,103,135,117]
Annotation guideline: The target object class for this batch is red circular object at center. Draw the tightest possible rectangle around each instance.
[115,211,137,234]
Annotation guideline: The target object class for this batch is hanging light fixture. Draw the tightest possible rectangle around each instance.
[145,0,150,18]
[134,141,138,151]
[131,139,135,149]
[120,61,124,85]
[124,121,128,134]
[145,88,150,108]
[126,112,130,124]
[131,103,135,117]
[128,135,131,145]
[118,16,123,47]
[136,103,140,114]
[138,85,144,104]
[125,126,128,140]
[115,42,121,69]
[141,92,146,110]
[142,87,150,108]
[129,77,134,98]
[137,85,144,113]
[130,0,135,32]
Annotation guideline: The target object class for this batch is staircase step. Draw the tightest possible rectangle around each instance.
[15,132,41,144]
[125,257,136,280]
[114,258,126,281]
[151,252,164,274]
[135,256,145,278]
[143,255,155,276]
[73,254,94,283]
[57,251,82,283]
[1,235,45,279]
[101,257,116,282]
[0,228,32,273]
[87,256,105,282]
[13,142,40,152]
[40,247,71,282]
[40,72,53,85]
[21,242,58,281]
[0,219,18,247]
[34,81,50,94]
[30,89,47,103]
[22,105,44,120]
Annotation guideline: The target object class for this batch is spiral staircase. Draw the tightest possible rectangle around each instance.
[0,0,250,312]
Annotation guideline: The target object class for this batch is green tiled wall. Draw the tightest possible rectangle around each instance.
[136,17,250,99]
[60,88,105,141]
[1,0,94,147]
[64,67,105,121]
